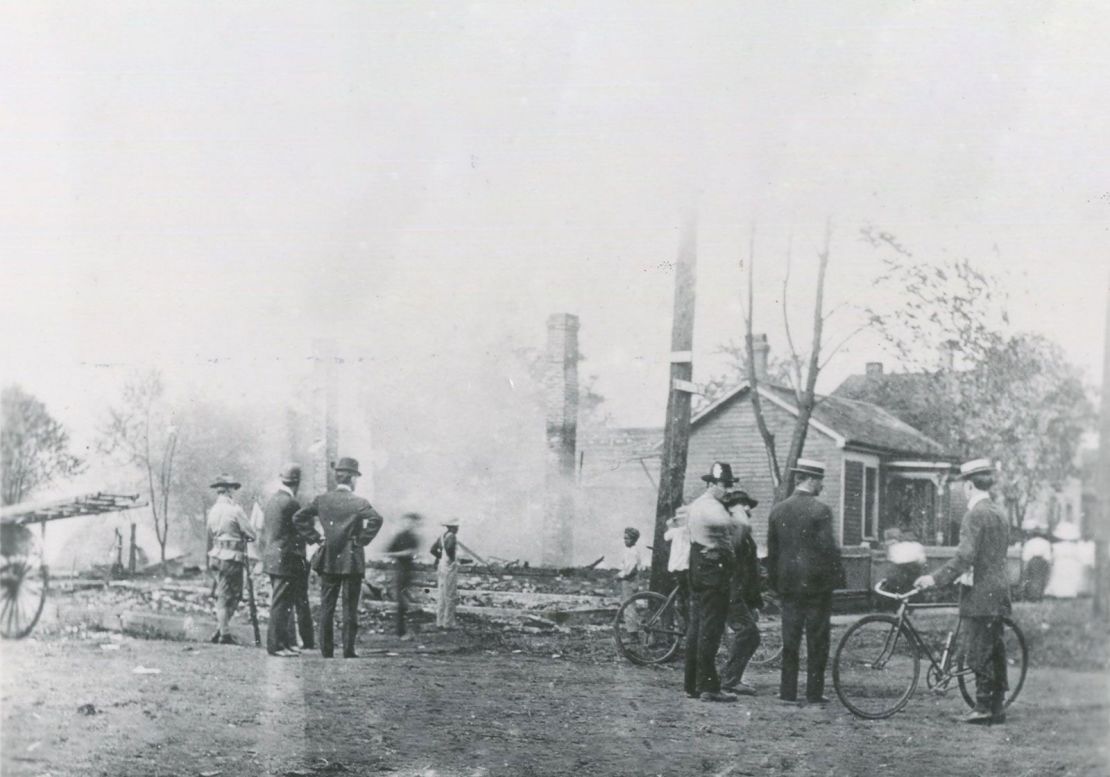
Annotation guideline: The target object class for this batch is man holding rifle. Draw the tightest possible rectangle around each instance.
[206,473,256,645]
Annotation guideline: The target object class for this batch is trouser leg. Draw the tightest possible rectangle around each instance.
[216,560,244,637]
[779,597,805,701]
[395,566,411,637]
[342,575,361,656]
[293,561,315,648]
[268,574,294,653]
[683,584,702,697]
[963,616,1007,710]
[318,574,342,657]
[696,585,729,694]
[673,573,689,626]
[721,598,761,687]
[804,592,832,700]
[621,579,639,630]
[438,564,458,628]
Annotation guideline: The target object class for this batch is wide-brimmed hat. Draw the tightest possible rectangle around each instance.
[724,489,759,509]
[958,458,994,479]
[442,518,461,528]
[790,458,826,479]
[209,474,242,490]
[332,457,362,476]
[700,461,738,486]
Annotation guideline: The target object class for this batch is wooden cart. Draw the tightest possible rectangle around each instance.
[0,492,145,639]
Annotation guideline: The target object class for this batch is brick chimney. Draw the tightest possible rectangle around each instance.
[866,362,884,379]
[751,333,770,382]
[542,313,579,567]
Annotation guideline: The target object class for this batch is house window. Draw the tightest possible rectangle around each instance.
[842,454,880,545]
[864,466,878,540]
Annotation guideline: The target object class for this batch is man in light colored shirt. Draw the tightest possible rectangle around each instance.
[684,461,742,702]
[206,473,256,645]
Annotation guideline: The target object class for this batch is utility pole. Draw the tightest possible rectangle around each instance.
[649,214,697,594]
[1095,272,1110,617]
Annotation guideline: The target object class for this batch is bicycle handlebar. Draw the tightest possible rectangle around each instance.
[873,580,922,601]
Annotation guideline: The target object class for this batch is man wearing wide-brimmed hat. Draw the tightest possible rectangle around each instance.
[766,458,845,705]
[430,519,461,629]
[206,474,256,645]
[915,458,1011,724]
[683,461,743,702]
[293,457,384,658]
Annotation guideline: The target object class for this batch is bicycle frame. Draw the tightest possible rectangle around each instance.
[874,583,975,689]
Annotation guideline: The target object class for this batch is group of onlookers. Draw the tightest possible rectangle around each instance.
[204,456,461,658]
[622,455,1014,726]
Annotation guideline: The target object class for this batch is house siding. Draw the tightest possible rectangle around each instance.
[686,392,843,548]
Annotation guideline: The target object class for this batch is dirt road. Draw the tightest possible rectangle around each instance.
[2,631,1106,777]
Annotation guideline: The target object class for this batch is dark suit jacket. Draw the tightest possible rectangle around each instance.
[931,496,1012,617]
[293,487,383,576]
[766,492,846,598]
[261,489,304,577]
[731,524,764,610]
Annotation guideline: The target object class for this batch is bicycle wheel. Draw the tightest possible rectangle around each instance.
[833,614,920,719]
[957,617,1028,709]
[749,606,783,667]
[613,592,685,665]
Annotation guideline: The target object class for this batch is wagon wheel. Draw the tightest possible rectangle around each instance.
[1,524,48,639]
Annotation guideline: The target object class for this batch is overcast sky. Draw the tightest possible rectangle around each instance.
[3,1,1108,451]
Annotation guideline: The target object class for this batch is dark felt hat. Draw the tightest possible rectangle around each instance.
[332,457,362,476]
[700,461,738,486]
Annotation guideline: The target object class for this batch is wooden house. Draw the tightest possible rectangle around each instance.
[682,382,957,551]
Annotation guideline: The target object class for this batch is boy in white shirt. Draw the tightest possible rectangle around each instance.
[664,508,691,623]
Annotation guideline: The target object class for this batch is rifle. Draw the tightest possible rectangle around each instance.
[243,539,262,647]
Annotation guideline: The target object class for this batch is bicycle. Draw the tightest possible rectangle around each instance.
[832,580,1027,719]
[612,586,785,667]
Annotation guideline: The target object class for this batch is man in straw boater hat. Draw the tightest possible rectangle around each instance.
[293,457,384,658]
[766,458,846,705]
[915,458,1011,724]
[684,461,744,702]
[261,463,314,657]
[206,474,257,645]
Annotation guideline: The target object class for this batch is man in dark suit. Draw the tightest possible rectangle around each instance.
[766,458,845,705]
[915,458,1011,724]
[720,489,763,696]
[293,457,384,658]
[262,463,313,656]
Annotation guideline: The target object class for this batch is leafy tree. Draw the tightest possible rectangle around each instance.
[861,230,1095,524]
[1,385,85,505]
[99,370,178,570]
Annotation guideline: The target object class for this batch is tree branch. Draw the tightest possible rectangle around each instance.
[743,224,782,490]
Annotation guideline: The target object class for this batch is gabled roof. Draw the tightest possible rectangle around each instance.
[692,382,951,459]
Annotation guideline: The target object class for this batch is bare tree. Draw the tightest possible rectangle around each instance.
[739,221,841,503]
[100,371,178,571]
[1,385,85,505]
